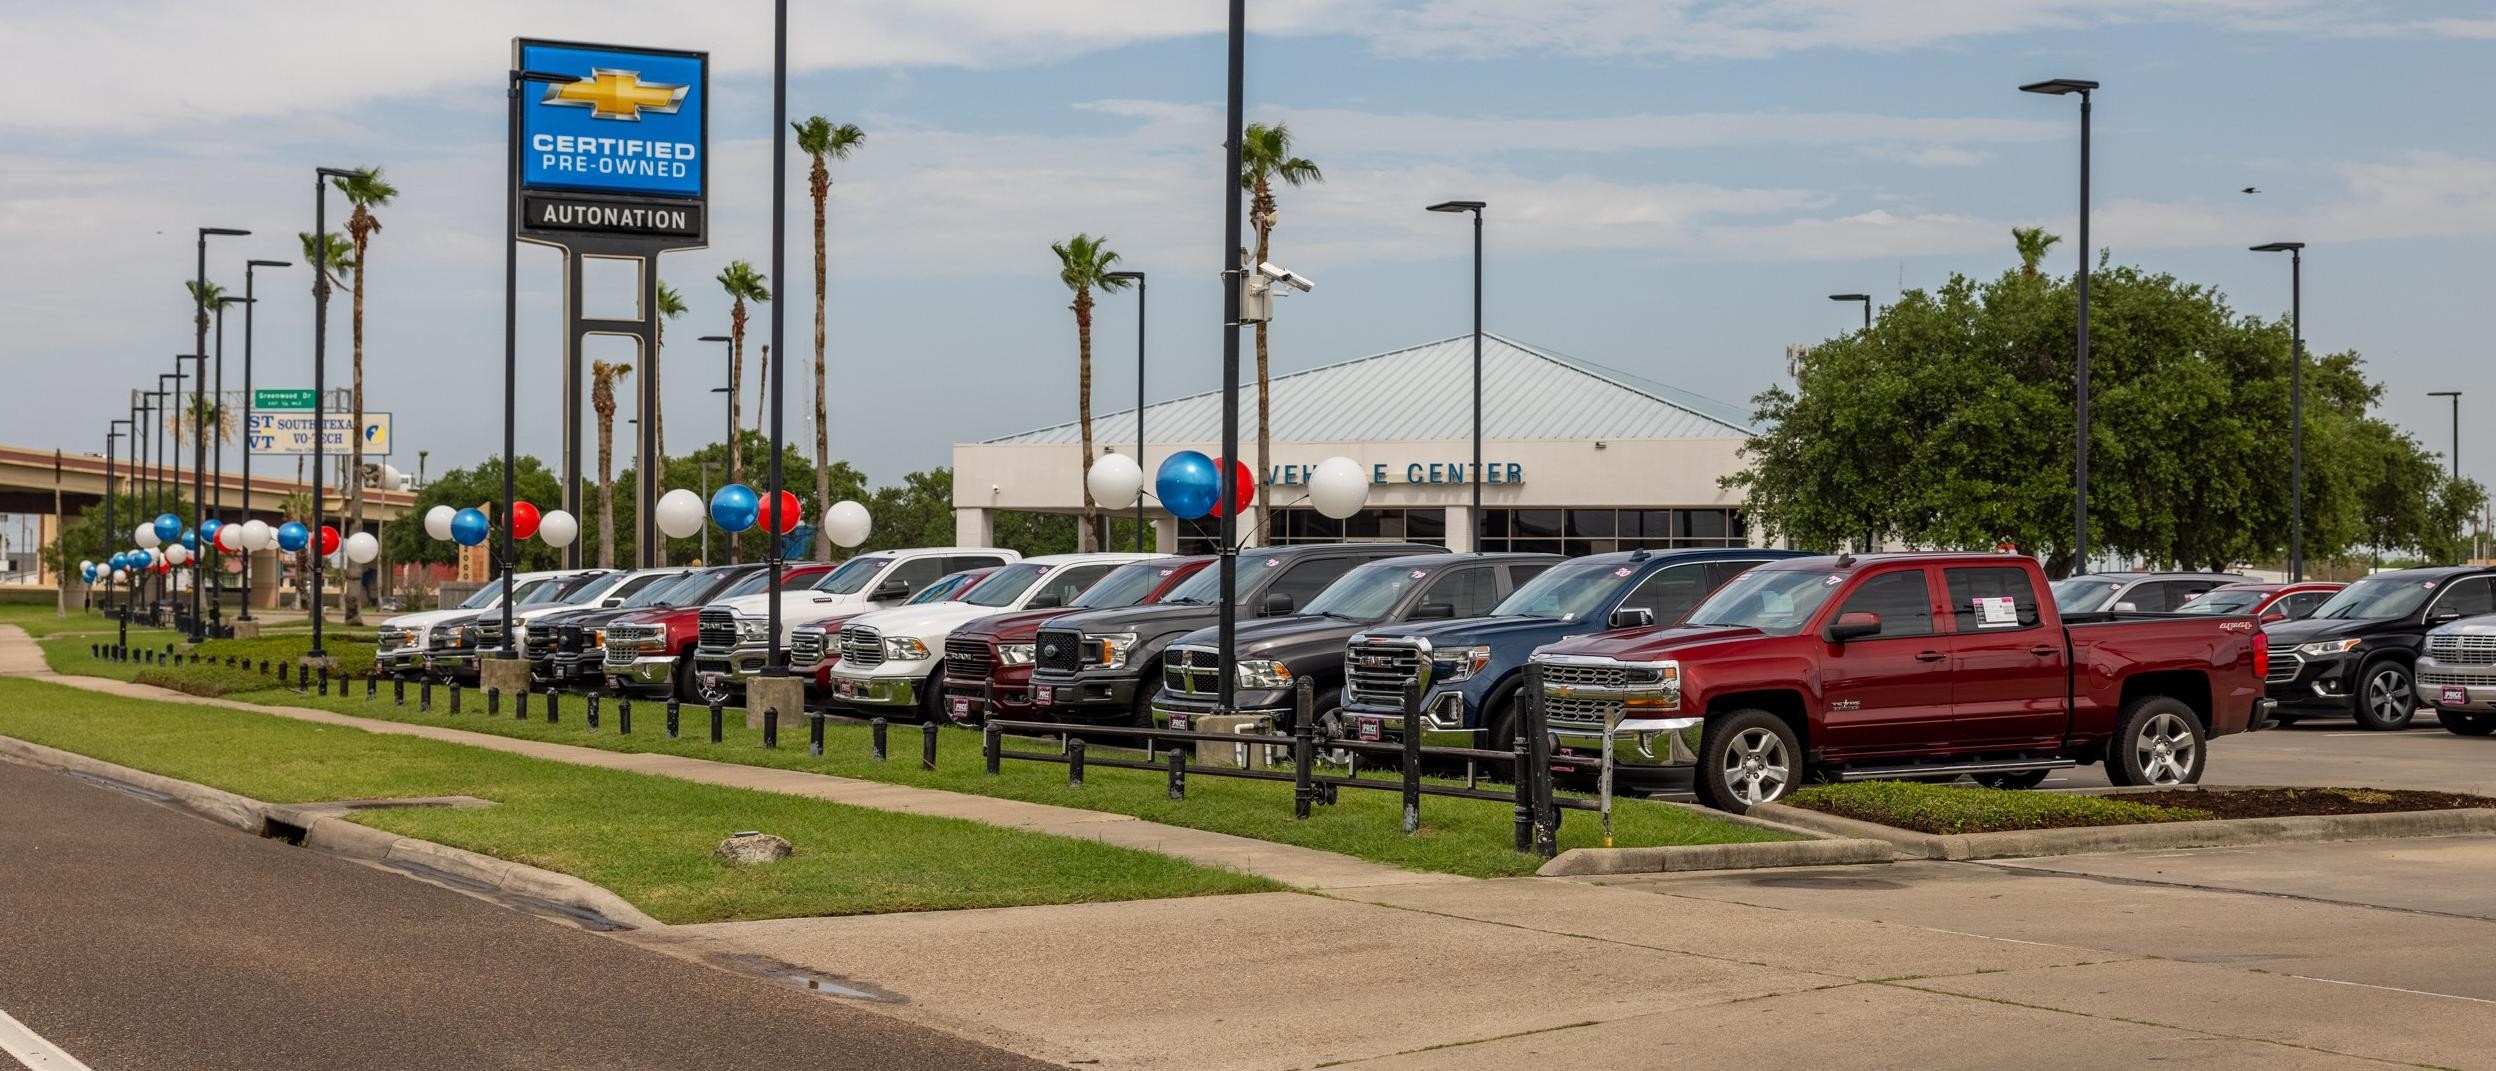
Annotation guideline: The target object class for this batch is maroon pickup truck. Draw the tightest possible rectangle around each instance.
[1530,552,2274,812]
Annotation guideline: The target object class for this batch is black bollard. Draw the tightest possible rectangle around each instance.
[1514,664,1537,853]
[394,677,405,706]
[276,661,287,684]
[488,688,501,716]
[419,679,432,713]
[1293,678,1317,821]
[1067,736,1086,788]
[449,682,462,715]
[922,721,939,771]
[983,723,1001,775]
[808,711,823,757]
[762,707,778,749]
[317,667,330,697]
[1167,745,1188,800]
[617,697,632,735]
[585,693,600,731]
[366,675,377,701]
[708,698,723,744]
[546,688,559,724]
[259,659,269,676]
[1400,676,1424,836]
[516,690,531,720]
[665,698,680,739]
[871,717,888,762]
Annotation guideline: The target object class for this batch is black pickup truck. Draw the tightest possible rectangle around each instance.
[1027,542,1438,726]
[1149,552,1557,734]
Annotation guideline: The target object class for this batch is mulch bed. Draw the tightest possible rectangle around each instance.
[2110,787,2496,819]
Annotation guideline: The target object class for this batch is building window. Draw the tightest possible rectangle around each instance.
[1255,507,1448,548]
[1475,508,1747,555]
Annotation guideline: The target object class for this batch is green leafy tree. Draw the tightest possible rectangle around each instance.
[795,116,867,561]
[333,166,397,626]
[1051,234,1133,552]
[1240,122,1322,543]
[381,457,564,572]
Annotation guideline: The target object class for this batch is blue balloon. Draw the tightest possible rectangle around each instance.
[179,529,198,551]
[81,564,96,583]
[152,513,182,544]
[710,483,760,533]
[200,519,223,545]
[277,521,311,553]
[107,552,124,571]
[450,508,491,548]
[1156,451,1221,520]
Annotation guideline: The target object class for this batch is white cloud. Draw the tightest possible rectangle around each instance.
[1271,108,2060,157]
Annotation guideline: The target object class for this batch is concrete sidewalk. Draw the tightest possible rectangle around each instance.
[0,625,1455,892]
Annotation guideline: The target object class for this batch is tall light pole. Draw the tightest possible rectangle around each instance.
[1427,200,1487,551]
[310,166,363,661]
[500,69,576,660]
[1216,0,1246,716]
[1105,270,1148,552]
[700,336,735,563]
[2021,77,2098,573]
[209,297,249,634]
[178,351,209,640]
[2429,391,2462,480]
[1828,292,1871,330]
[2251,241,2306,581]
[240,259,290,622]
[153,372,184,619]
[107,420,129,652]
[762,0,792,678]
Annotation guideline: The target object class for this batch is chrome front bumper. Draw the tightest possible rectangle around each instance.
[2420,663,2496,712]
[827,665,933,708]
[603,654,677,690]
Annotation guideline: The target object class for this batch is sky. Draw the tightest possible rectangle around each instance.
[5,0,2494,500]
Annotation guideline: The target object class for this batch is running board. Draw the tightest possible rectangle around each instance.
[1836,758,2076,782]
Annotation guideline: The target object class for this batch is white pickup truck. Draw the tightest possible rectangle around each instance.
[826,552,1158,720]
[373,570,603,678]
[690,546,1021,698]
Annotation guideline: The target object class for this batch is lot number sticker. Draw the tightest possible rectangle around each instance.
[1975,596,2020,627]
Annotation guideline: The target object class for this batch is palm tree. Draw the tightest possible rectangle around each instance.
[185,279,228,350]
[298,231,355,291]
[654,281,686,473]
[591,360,633,569]
[1239,122,1322,544]
[755,344,771,433]
[177,282,236,452]
[332,166,395,626]
[2013,226,2063,277]
[715,261,771,485]
[795,117,867,560]
[1052,234,1134,552]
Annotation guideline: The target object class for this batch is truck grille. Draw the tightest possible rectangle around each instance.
[697,609,737,651]
[1345,641,1423,707]
[2427,633,2496,666]
[474,622,504,648]
[841,626,886,668]
[790,630,827,668]
[603,624,659,665]
[1542,695,1620,732]
[526,627,562,656]
[945,638,994,680]
[1540,663,1630,691]
[2420,666,2496,688]
[377,628,416,653]
[2265,644,2301,683]
[1035,628,1084,674]
[1163,645,1220,698]
[1537,662,1633,732]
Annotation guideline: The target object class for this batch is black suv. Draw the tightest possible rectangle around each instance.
[1028,542,1438,726]
[2263,565,2496,730]
[1150,552,1557,734]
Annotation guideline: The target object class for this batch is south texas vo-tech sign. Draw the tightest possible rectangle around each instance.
[515,39,707,244]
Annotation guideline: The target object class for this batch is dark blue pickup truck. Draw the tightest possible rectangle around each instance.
[1338,547,1807,751]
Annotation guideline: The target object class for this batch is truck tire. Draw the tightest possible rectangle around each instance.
[1129,661,1160,728]
[2351,658,2418,731]
[2103,696,2206,787]
[1694,709,1801,814]
[672,657,701,705]
[1973,770,2050,790]
[2437,709,2496,736]
[919,670,946,724]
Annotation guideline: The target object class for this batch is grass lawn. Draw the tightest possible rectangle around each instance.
[0,675,1273,922]
[41,641,1789,877]
[0,604,133,638]
[1787,781,2216,835]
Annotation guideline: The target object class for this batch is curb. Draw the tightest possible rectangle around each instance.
[1538,837,1899,876]
[1752,801,2496,861]
[0,734,664,930]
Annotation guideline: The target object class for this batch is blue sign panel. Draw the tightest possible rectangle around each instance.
[516,41,707,199]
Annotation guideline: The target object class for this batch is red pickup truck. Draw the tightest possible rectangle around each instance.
[1530,553,2274,812]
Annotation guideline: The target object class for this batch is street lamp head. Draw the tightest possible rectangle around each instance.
[698,335,732,343]
[2430,391,2463,399]
[2249,241,2305,253]
[513,68,576,85]
[2019,78,2099,96]
[1426,200,1487,214]
[247,259,292,269]
[316,166,361,179]
[1104,271,1146,281]
[200,227,251,237]
[1828,293,1871,303]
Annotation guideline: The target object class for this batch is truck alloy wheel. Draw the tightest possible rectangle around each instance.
[1695,710,1799,813]
[2106,696,2206,787]
[2353,661,2416,731]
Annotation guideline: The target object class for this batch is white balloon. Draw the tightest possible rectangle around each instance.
[343,531,380,564]
[240,519,273,552]
[78,559,93,573]
[165,543,192,565]
[424,504,456,541]
[1309,456,1371,520]
[112,569,128,583]
[822,500,872,549]
[538,509,579,548]
[654,489,706,539]
[135,522,161,549]
[147,548,165,567]
[1086,452,1145,510]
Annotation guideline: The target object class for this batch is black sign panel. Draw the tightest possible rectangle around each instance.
[523,194,702,238]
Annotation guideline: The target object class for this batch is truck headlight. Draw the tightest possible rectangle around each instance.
[1432,645,1494,684]
[736,618,768,642]
[590,628,607,648]
[2297,638,2362,657]
[1235,659,1293,689]
[885,636,930,660]
[1085,632,1138,669]
[997,643,1036,666]
[1624,661,1682,711]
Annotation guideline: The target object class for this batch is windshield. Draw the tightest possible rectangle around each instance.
[2310,575,2438,621]
[1071,561,1176,609]
[1685,567,1843,637]
[521,576,591,605]
[1494,556,1637,621]
[812,556,890,595]
[2174,589,2266,615]
[960,562,1051,608]
[558,573,626,605]
[909,572,979,605]
[720,567,816,599]
[456,584,502,610]
[1162,555,1287,605]
[619,572,694,608]
[2051,578,2126,614]
[1302,560,1431,623]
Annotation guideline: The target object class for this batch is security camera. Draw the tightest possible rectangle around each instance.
[1258,261,1314,293]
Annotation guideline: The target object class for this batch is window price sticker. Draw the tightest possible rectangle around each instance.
[1975,596,2020,627]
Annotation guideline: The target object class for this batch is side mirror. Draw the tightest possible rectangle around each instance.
[1411,602,1457,621]
[1824,611,1881,642]
[602,597,624,608]
[1260,592,1295,617]
[2261,611,2287,624]
[1027,592,1063,610]
[1608,606,1656,630]
[2430,609,2463,625]
[870,580,910,602]
[2112,601,2139,614]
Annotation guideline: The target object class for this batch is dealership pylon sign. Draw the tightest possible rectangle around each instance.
[512,38,707,568]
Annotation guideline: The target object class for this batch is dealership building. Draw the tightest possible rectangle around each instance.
[952,334,1763,554]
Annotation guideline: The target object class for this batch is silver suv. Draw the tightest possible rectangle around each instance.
[2418,614,2496,737]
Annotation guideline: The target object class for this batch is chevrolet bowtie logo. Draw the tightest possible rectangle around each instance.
[542,69,688,121]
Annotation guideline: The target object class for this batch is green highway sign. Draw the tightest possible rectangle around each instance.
[253,389,317,410]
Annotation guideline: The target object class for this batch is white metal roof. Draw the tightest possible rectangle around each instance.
[979,334,1755,446]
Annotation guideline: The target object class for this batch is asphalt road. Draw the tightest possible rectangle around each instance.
[0,760,1053,1071]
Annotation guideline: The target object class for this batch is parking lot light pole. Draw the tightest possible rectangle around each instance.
[700,336,734,563]
[2252,242,2306,581]
[1828,292,1871,330]
[240,259,290,621]
[2022,77,2098,574]
[1427,200,1487,552]
[178,351,209,640]
[154,371,185,616]
[108,420,130,649]
[1217,0,1246,715]
[1104,271,1147,552]
[2429,391,2461,481]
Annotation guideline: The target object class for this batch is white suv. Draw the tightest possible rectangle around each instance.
[828,553,1159,720]
[692,547,1021,690]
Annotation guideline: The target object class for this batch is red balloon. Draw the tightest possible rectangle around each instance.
[509,500,541,540]
[765,490,803,534]
[318,525,340,556]
[1207,459,1257,518]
